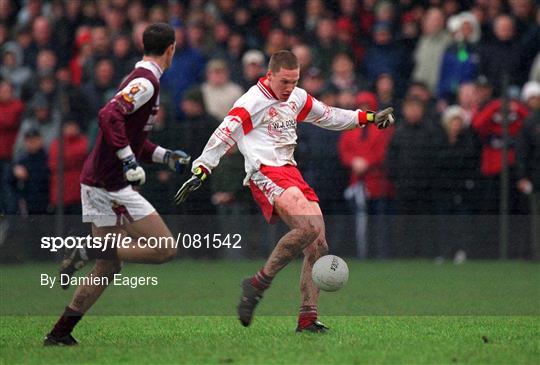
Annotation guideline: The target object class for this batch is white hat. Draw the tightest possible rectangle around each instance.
[441,105,465,130]
[242,50,265,66]
[522,81,540,102]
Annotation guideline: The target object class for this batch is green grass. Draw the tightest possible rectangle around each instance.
[1,260,539,364]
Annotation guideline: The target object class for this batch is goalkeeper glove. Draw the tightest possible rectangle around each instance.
[163,149,191,174]
[174,166,209,204]
[364,107,395,129]
[122,154,146,185]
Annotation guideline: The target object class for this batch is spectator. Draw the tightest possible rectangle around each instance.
[239,49,266,90]
[219,31,247,84]
[20,49,58,102]
[437,12,481,102]
[386,96,440,256]
[339,91,395,258]
[26,16,63,68]
[81,58,116,118]
[176,87,217,216]
[68,27,93,87]
[472,92,529,214]
[48,117,88,214]
[434,105,480,260]
[412,7,452,93]
[161,21,205,120]
[310,17,348,76]
[201,59,244,121]
[329,53,365,93]
[81,26,111,83]
[53,0,84,62]
[363,21,405,85]
[292,44,314,75]
[13,93,60,160]
[516,81,540,259]
[456,82,479,125]
[0,42,32,97]
[11,129,49,215]
[264,28,288,57]
[404,81,437,122]
[140,94,184,215]
[0,80,24,214]
[111,33,138,84]
[375,73,397,111]
[474,75,494,110]
[478,15,524,94]
[304,0,327,35]
[300,67,325,99]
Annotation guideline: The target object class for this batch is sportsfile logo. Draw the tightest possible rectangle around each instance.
[40,233,242,252]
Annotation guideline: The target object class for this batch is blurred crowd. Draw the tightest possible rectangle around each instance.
[0,0,539,260]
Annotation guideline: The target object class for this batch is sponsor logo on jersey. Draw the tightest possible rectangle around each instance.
[267,118,296,137]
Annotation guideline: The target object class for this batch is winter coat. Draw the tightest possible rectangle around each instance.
[338,124,395,199]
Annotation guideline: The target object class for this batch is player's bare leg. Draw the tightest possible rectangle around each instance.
[296,202,330,333]
[45,224,125,346]
[46,212,177,345]
[118,211,177,263]
[238,187,323,327]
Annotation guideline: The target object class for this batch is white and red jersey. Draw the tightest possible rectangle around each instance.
[193,77,365,185]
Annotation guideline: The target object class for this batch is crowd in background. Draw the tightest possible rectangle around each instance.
[0,0,539,261]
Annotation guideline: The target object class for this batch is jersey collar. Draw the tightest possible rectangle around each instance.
[135,60,163,79]
[257,77,279,100]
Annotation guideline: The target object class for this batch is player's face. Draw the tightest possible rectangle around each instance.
[267,67,300,101]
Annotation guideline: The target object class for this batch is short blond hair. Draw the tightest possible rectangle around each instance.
[268,50,298,73]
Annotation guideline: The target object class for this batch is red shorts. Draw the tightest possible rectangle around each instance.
[249,165,319,224]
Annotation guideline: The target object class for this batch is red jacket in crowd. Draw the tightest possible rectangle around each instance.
[48,135,89,206]
[472,99,529,176]
[338,123,395,199]
[0,99,24,160]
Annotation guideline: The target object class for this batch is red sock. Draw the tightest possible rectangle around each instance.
[298,305,317,329]
[251,268,273,290]
[50,306,83,337]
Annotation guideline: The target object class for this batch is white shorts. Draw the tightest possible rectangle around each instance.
[81,184,155,227]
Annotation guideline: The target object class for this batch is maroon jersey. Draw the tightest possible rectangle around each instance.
[81,61,162,191]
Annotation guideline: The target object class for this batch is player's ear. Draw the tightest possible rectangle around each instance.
[266,70,272,80]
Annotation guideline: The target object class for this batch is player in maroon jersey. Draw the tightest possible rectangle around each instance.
[44,23,189,346]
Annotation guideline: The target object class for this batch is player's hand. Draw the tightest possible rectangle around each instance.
[367,107,395,129]
[174,166,209,204]
[122,154,146,185]
[163,149,191,174]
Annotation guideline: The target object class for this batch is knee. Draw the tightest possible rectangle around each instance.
[154,247,177,264]
[298,225,322,249]
[95,260,122,278]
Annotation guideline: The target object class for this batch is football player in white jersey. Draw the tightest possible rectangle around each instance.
[175,50,394,332]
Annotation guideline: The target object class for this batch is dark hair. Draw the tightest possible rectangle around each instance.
[143,23,175,56]
[268,50,298,73]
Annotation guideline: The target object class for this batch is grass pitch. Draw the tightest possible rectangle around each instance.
[1,260,539,364]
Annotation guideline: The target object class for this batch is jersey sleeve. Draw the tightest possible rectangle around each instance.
[97,77,155,154]
[296,89,362,131]
[191,106,252,173]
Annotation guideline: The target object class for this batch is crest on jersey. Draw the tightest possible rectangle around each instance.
[288,101,298,113]
[122,82,147,103]
[268,107,278,118]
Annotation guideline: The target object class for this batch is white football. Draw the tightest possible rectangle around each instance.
[311,255,349,292]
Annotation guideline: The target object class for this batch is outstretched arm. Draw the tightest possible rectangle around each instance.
[298,92,393,130]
